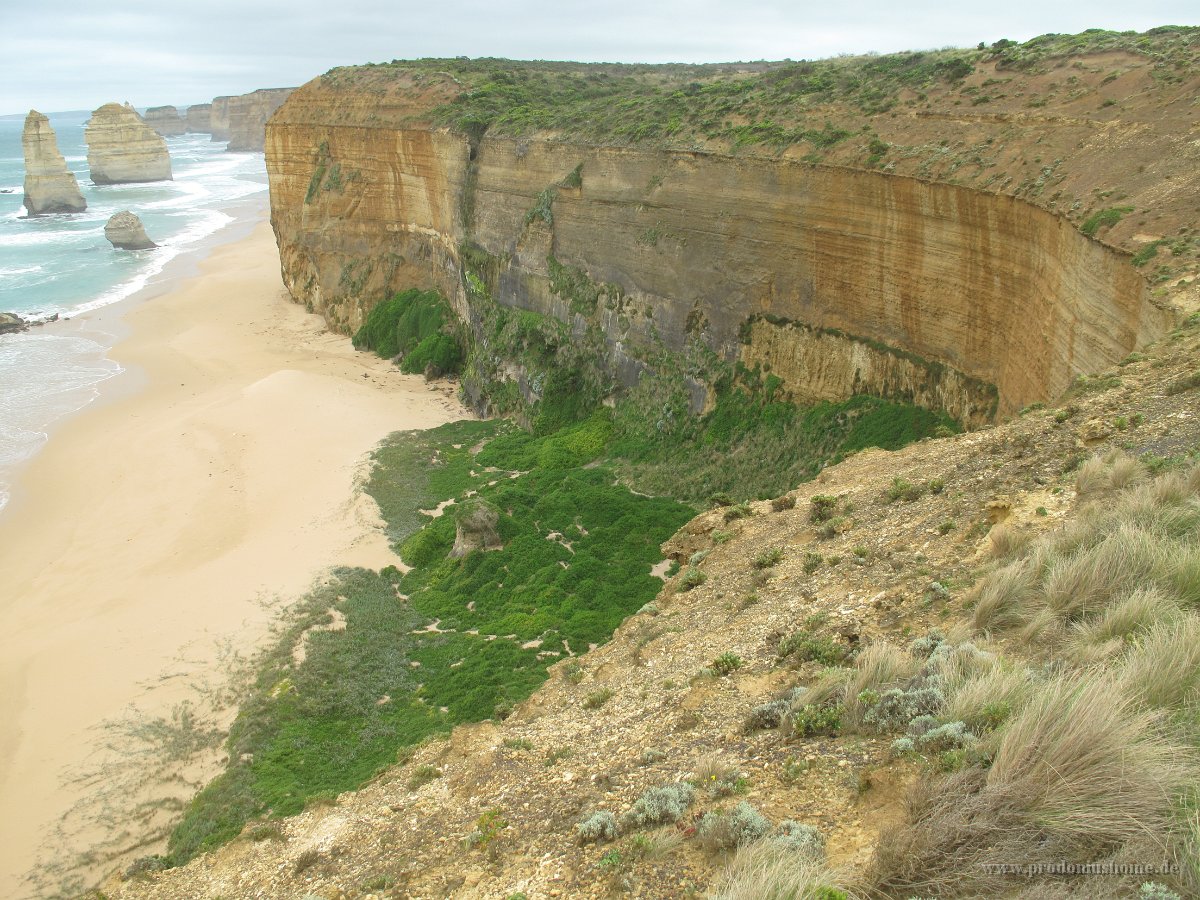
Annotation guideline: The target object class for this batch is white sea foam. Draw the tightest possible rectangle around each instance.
[0,331,123,513]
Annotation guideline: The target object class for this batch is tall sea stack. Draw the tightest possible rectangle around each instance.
[185,103,212,133]
[209,96,234,141]
[21,110,87,215]
[85,103,172,184]
[227,88,294,151]
[144,105,187,136]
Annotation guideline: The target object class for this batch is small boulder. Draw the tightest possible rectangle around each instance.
[450,499,503,559]
[104,211,156,250]
[0,312,27,335]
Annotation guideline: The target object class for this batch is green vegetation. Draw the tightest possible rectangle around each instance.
[165,419,691,867]
[1080,205,1134,237]
[352,288,463,375]
[609,372,959,505]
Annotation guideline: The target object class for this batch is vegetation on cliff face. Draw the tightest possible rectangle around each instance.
[351,287,463,376]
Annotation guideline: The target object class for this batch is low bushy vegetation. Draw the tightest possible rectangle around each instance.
[166,420,691,866]
[352,288,463,376]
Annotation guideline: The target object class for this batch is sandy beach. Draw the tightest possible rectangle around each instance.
[0,219,470,898]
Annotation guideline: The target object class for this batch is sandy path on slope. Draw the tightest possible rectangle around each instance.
[0,221,469,898]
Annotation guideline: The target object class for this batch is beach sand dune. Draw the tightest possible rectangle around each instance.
[0,221,469,897]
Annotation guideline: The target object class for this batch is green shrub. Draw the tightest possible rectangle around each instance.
[577,811,618,844]
[1080,205,1133,237]
[778,631,845,666]
[697,802,772,852]
[622,783,696,828]
[584,688,615,709]
[711,652,744,675]
[679,567,707,591]
[753,547,785,569]
[352,288,462,375]
[791,704,843,737]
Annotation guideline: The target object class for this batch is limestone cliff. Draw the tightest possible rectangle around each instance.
[85,103,172,184]
[226,88,294,152]
[185,103,212,133]
[209,96,233,141]
[21,110,86,215]
[144,105,187,137]
[267,36,1198,423]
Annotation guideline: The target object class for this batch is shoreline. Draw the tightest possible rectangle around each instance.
[0,218,472,898]
[0,190,271,520]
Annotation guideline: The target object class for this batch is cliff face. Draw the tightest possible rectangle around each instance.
[227,88,294,152]
[209,96,233,141]
[267,55,1185,423]
[85,103,172,184]
[144,105,187,137]
[21,110,87,215]
[185,103,212,133]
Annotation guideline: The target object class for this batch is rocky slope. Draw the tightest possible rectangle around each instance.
[85,103,172,184]
[21,110,86,215]
[227,87,294,151]
[266,32,1198,425]
[102,296,1200,900]
[144,105,187,137]
[185,103,212,133]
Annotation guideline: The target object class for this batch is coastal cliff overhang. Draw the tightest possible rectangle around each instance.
[264,36,1198,423]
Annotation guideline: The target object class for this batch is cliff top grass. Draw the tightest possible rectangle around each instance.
[318,26,1199,152]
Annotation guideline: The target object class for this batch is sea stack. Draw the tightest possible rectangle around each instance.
[144,105,187,136]
[209,96,234,141]
[104,210,156,250]
[85,102,172,184]
[227,88,295,151]
[21,110,87,216]
[185,103,212,133]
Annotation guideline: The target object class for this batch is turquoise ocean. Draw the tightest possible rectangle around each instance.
[0,109,269,513]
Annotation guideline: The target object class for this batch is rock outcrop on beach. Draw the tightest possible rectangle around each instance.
[85,103,172,184]
[209,96,234,141]
[0,312,26,335]
[21,110,87,216]
[144,105,187,136]
[226,88,294,151]
[185,103,212,133]
[103,210,156,250]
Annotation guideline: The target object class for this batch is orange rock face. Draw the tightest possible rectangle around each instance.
[266,68,1175,423]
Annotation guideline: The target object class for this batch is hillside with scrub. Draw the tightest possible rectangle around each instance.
[94,26,1200,900]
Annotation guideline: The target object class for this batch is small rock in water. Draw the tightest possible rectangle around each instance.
[0,312,27,335]
[104,210,157,250]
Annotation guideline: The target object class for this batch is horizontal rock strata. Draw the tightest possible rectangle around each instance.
[85,103,172,184]
[226,88,293,152]
[185,103,212,133]
[144,105,187,137]
[267,72,1173,422]
[21,110,87,215]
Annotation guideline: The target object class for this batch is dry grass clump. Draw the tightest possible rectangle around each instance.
[1076,449,1147,501]
[710,840,848,900]
[972,458,1200,655]
[868,456,1200,897]
[868,672,1195,897]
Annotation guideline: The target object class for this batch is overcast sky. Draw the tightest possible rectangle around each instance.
[3,1,1197,115]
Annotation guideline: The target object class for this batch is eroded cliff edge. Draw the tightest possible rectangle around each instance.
[267,36,1197,424]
